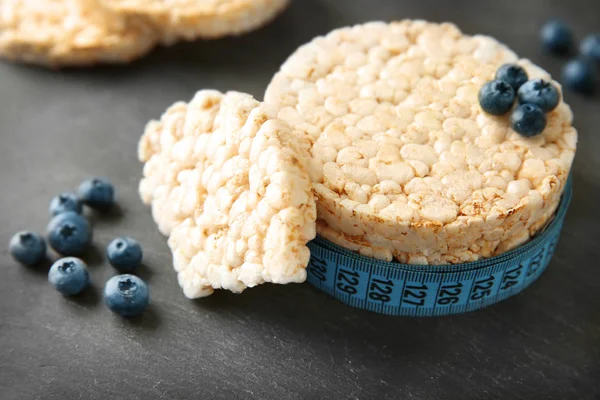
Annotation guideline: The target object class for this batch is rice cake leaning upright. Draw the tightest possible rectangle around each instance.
[101,0,290,44]
[139,90,317,298]
[0,0,158,67]
[265,20,577,264]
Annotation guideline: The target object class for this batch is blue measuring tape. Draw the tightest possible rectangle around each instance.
[306,177,572,316]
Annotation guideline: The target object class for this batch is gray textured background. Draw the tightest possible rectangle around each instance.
[1,0,599,399]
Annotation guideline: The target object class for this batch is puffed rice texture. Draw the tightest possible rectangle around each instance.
[0,0,158,67]
[265,20,577,264]
[101,0,290,44]
[139,90,316,298]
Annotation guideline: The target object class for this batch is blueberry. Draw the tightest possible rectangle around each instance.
[563,58,597,95]
[107,237,143,273]
[580,34,600,63]
[104,275,149,317]
[517,79,560,112]
[541,20,573,55]
[49,192,83,216]
[495,64,528,91]
[478,80,516,115]
[48,257,89,295]
[78,178,114,210]
[510,104,547,137]
[9,231,46,266]
[47,211,91,256]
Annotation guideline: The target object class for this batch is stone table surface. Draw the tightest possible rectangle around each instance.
[1,0,599,399]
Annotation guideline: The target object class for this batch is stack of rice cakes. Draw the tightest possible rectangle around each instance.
[265,21,576,264]
[138,20,577,299]
[0,0,290,67]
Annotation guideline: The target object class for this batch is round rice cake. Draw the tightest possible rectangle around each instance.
[265,20,577,264]
[101,0,290,43]
[0,0,158,67]
[138,90,316,298]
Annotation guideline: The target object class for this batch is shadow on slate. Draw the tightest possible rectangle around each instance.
[68,283,102,308]
[80,243,104,268]
[86,203,124,226]
[192,282,453,354]
[19,255,54,277]
[187,277,593,400]
[134,263,154,282]
[133,0,335,72]
[188,265,587,359]
[115,306,162,331]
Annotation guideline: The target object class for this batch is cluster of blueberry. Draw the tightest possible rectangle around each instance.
[479,64,559,137]
[542,20,599,95]
[9,178,149,318]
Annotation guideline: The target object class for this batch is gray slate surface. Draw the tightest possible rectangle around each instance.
[1,0,599,399]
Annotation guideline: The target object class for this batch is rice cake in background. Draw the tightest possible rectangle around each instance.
[265,20,577,264]
[101,0,290,44]
[139,90,316,298]
[0,0,158,67]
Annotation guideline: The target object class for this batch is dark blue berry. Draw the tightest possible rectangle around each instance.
[495,64,528,91]
[104,275,149,317]
[541,20,573,55]
[48,257,89,295]
[580,34,600,63]
[563,59,597,95]
[517,79,560,112]
[9,231,46,266]
[107,237,143,273]
[78,178,114,210]
[47,211,91,256]
[478,80,515,115]
[49,192,83,216]
[511,104,547,137]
